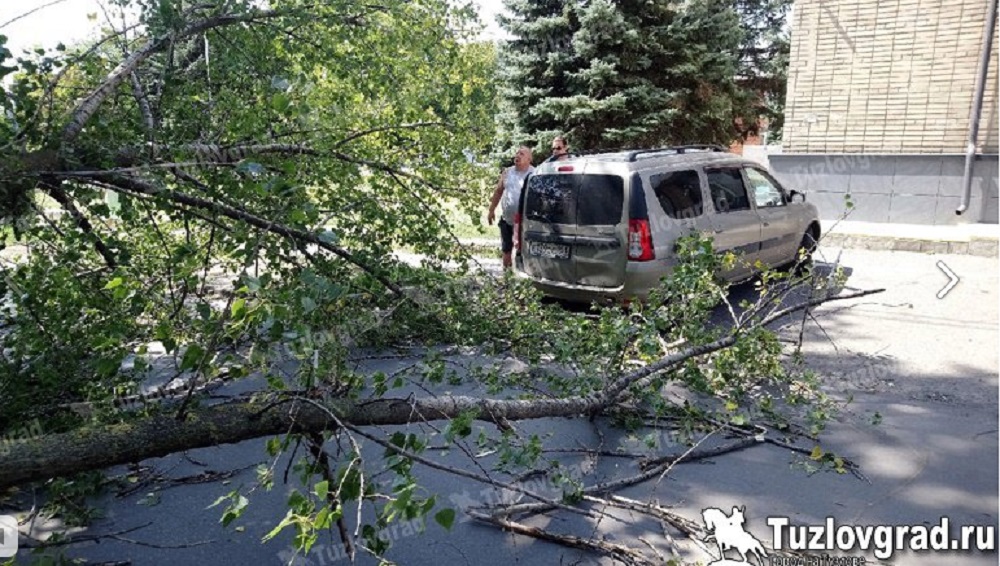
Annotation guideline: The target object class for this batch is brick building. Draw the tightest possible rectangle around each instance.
[769,0,999,225]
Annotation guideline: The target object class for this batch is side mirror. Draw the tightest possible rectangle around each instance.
[789,190,806,203]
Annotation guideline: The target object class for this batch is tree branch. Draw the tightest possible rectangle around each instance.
[106,143,450,194]
[0,393,597,490]
[331,122,451,149]
[597,287,885,410]
[61,8,287,145]
[41,182,118,269]
[20,521,213,550]
[0,0,68,30]
[0,285,881,490]
[130,72,156,134]
[80,173,405,296]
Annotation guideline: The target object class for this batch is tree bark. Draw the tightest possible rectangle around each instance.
[0,288,884,491]
[0,394,599,490]
[84,173,406,296]
[60,9,286,145]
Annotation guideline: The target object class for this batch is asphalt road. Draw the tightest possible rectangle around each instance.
[7,246,998,566]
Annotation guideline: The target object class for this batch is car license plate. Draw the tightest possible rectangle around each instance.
[528,241,571,259]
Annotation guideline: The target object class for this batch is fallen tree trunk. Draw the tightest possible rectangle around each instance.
[0,394,599,490]
[0,288,883,491]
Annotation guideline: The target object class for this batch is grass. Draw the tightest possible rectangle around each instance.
[440,200,496,242]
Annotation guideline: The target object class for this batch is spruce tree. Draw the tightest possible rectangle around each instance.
[497,0,761,151]
[495,0,577,148]
[734,0,793,140]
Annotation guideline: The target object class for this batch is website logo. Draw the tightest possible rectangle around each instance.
[703,506,768,565]
[700,504,996,565]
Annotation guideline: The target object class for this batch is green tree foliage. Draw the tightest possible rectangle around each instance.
[734,0,793,140]
[495,0,577,145]
[0,0,497,430]
[0,1,867,563]
[497,0,756,151]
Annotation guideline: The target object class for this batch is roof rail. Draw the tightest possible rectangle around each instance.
[626,144,729,162]
[573,146,635,156]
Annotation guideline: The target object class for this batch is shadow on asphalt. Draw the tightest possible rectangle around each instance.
[36,253,999,566]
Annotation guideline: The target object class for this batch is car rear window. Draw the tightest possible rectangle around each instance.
[525,174,624,225]
[650,170,703,219]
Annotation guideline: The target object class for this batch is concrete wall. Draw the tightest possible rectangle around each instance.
[784,0,998,154]
[769,153,999,224]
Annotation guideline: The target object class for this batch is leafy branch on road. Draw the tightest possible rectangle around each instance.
[0,1,883,564]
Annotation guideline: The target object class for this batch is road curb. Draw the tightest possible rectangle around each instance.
[819,233,998,257]
[458,239,500,257]
[459,233,999,258]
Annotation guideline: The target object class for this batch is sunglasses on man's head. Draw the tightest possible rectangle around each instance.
[551,145,564,151]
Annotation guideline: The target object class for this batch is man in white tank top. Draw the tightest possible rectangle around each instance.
[487,146,534,270]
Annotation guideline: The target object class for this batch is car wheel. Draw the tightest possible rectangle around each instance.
[795,229,818,272]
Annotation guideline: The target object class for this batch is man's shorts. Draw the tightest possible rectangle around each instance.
[498,219,514,253]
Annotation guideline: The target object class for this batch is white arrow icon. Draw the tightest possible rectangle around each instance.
[936,260,960,299]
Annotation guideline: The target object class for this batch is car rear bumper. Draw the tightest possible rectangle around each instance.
[516,258,675,304]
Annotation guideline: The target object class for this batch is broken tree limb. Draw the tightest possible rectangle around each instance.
[478,437,759,522]
[60,8,287,145]
[58,5,393,146]
[598,287,885,410]
[41,182,118,269]
[130,72,156,134]
[0,394,599,490]
[0,289,883,490]
[78,173,406,297]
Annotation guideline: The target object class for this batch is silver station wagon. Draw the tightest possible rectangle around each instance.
[513,145,821,303]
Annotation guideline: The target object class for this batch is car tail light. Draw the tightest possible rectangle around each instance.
[514,212,522,251]
[627,219,655,261]
[557,165,574,172]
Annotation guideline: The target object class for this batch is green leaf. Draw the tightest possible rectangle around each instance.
[221,495,249,527]
[444,409,477,442]
[196,302,212,321]
[272,93,291,114]
[810,445,824,460]
[301,296,317,314]
[287,490,308,511]
[315,505,332,529]
[231,298,247,318]
[266,437,282,457]
[180,343,206,371]
[314,480,329,501]
[262,509,296,542]
[340,467,362,501]
[434,508,456,530]
[104,277,124,290]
